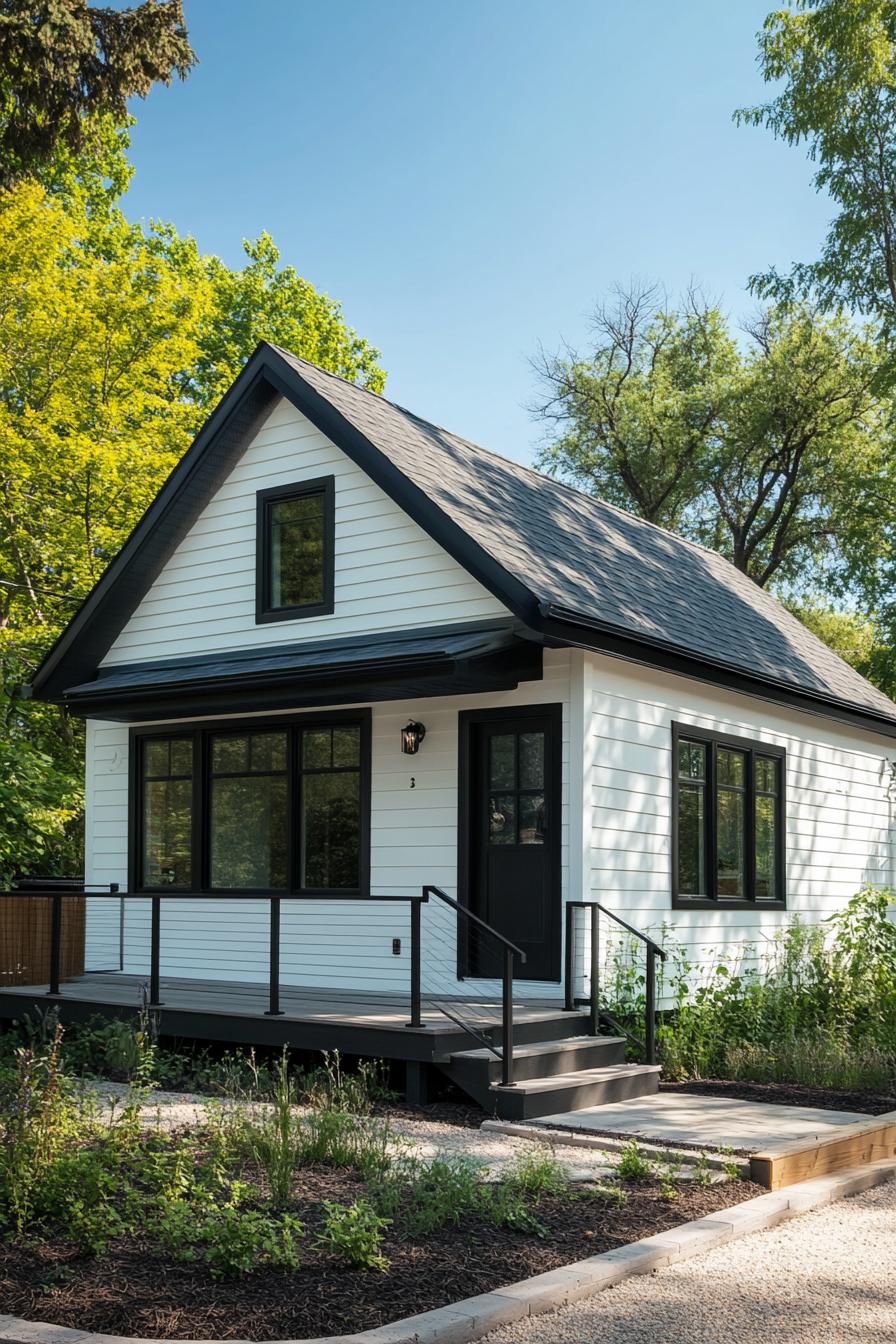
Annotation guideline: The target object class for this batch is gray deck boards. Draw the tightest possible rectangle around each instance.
[0,972,580,1064]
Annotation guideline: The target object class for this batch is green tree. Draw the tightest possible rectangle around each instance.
[534,287,893,593]
[0,134,385,877]
[0,0,195,189]
[736,0,896,340]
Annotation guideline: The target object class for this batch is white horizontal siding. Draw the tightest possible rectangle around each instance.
[102,397,507,666]
[583,652,896,995]
[83,650,573,996]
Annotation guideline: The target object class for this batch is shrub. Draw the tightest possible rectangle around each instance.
[499,1149,571,1200]
[317,1199,389,1271]
[202,1204,304,1278]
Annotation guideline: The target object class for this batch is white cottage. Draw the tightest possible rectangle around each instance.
[13,342,896,1117]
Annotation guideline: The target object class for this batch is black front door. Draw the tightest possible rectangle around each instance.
[461,705,561,982]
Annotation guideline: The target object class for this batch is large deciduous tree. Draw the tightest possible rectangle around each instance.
[0,132,385,879]
[0,0,195,189]
[534,286,894,595]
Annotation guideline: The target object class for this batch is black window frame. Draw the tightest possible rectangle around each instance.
[671,721,786,910]
[255,476,335,624]
[128,709,371,896]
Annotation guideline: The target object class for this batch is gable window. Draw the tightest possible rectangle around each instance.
[256,477,335,623]
[672,723,785,909]
[132,712,369,894]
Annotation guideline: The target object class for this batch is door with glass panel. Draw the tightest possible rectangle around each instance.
[462,706,561,981]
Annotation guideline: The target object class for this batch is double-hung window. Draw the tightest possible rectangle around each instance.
[672,723,785,908]
[132,713,369,894]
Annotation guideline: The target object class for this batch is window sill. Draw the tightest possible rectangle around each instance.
[255,600,334,624]
[672,897,787,912]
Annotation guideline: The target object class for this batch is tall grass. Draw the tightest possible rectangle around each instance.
[601,887,896,1091]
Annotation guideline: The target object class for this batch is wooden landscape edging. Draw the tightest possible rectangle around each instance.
[750,1110,896,1190]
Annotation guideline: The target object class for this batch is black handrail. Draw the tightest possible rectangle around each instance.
[2,887,428,1030]
[423,884,526,1086]
[564,900,666,1065]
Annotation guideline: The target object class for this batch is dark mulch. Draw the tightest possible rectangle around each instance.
[372,1098,484,1128]
[0,1169,763,1341]
[662,1078,896,1116]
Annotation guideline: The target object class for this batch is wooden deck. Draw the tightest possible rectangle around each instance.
[0,972,585,1065]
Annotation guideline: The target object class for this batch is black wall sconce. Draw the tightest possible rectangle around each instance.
[401,721,426,755]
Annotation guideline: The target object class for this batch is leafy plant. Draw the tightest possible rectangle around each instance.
[317,1199,389,1271]
[616,1141,653,1183]
[499,1149,571,1201]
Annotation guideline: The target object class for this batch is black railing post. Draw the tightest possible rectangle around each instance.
[564,903,575,1010]
[645,947,657,1065]
[265,896,283,1016]
[589,904,599,1036]
[47,893,62,996]
[149,896,163,1008]
[406,896,423,1028]
[501,946,515,1087]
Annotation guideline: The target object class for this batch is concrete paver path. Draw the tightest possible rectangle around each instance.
[532,1092,870,1150]
[483,1178,896,1344]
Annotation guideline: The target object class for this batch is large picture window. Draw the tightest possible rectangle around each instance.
[256,477,335,623]
[672,723,785,909]
[132,713,369,894]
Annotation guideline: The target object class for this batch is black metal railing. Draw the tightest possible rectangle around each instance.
[564,901,666,1064]
[421,885,526,1087]
[0,887,429,1024]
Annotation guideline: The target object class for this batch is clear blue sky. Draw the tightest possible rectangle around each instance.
[122,0,829,464]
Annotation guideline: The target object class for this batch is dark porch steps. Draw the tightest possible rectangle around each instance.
[442,1030,661,1118]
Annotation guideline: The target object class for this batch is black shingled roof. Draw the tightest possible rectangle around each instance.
[29,342,896,736]
[273,347,896,731]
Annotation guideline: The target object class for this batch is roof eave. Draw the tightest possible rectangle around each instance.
[539,602,896,742]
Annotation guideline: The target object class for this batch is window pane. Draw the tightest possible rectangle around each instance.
[716,748,745,788]
[303,729,332,770]
[755,794,778,900]
[210,775,287,888]
[250,732,287,772]
[489,793,516,845]
[519,732,544,789]
[168,739,193,776]
[678,741,706,781]
[332,725,360,767]
[756,755,779,794]
[676,783,705,896]
[270,491,325,609]
[717,788,746,897]
[302,772,360,889]
[142,779,192,887]
[212,735,249,774]
[519,792,545,844]
[489,734,515,789]
[144,740,169,777]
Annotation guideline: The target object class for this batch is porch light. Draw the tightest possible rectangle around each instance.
[401,721,426,755]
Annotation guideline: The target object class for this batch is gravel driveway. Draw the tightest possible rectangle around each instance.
[483,1179,896,1344]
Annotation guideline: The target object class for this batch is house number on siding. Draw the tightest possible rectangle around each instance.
[410,777,416,788]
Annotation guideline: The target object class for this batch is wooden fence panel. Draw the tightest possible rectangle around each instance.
[0,897,86,986]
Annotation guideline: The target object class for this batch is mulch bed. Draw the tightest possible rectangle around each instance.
[0,1169,763,1341]
[662,1078,896,1116]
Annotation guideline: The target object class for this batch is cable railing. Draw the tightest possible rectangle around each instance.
[420,885,526,1086]
[564,901,666,1064]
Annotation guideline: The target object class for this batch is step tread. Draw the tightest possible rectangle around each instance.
[490,1063,662,1095]
[451,1035,625,1063]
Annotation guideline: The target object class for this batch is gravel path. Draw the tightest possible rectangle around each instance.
[483,1179,896,1344]
[83,1082,619,1180]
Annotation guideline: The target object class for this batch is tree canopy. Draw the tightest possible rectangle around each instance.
[0,0,195,188]
[0,129,385,879]
[737,0,896,345]
[534,286,895,597]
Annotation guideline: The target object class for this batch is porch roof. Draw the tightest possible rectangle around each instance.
[59,620,543,720]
